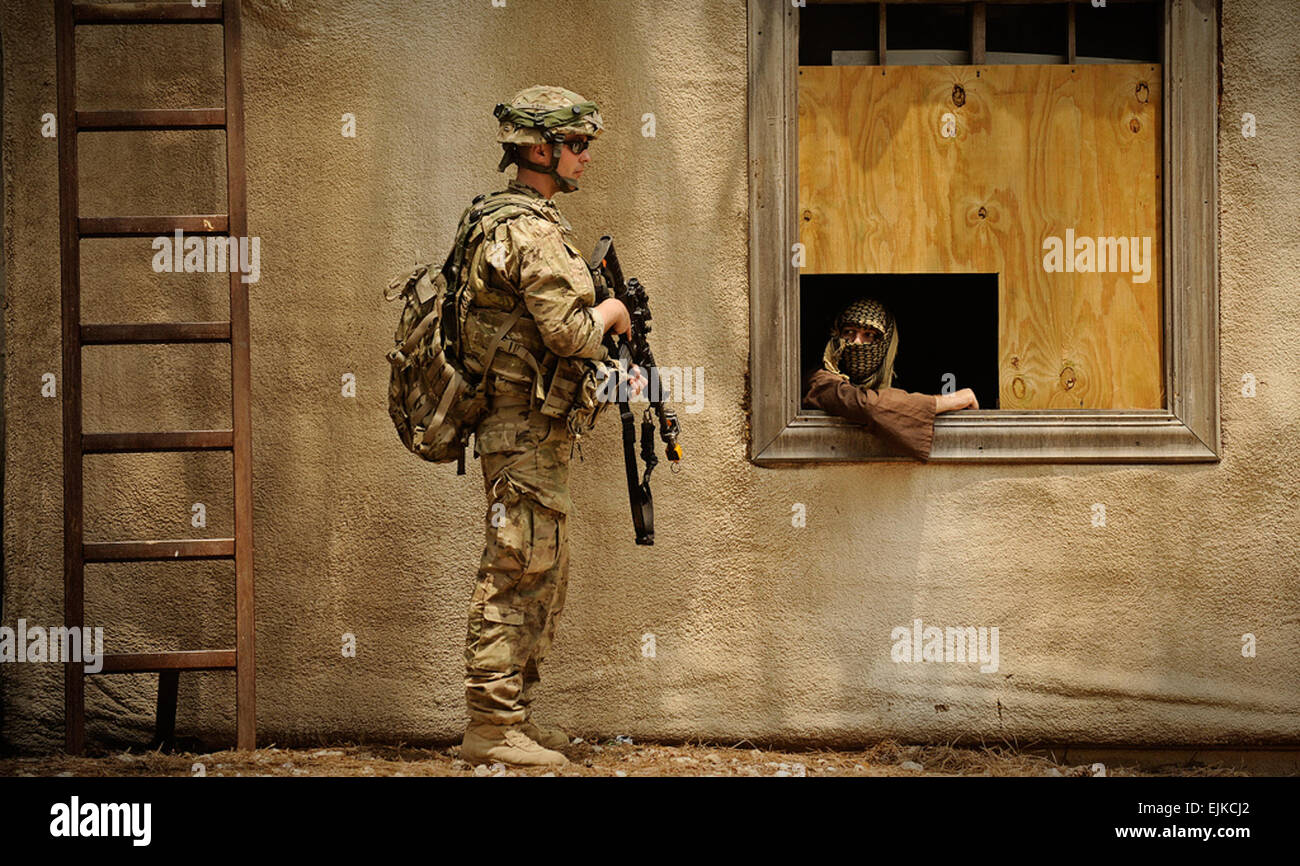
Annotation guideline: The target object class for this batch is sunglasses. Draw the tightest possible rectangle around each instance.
[561,138,592,155]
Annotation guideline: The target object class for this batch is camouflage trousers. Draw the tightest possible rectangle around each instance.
[464,409,573,727]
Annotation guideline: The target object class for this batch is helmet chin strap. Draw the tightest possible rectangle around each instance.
[516,135,580,193]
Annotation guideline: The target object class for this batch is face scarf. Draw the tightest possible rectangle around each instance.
[822,296,899,390]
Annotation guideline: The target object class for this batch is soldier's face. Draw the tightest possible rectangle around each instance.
[552,136,591,181]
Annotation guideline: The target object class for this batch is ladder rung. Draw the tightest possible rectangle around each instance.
[82,322,232,344]
[84,538,235,562]
[73,2,224,25]
[79,215,229,237]
[82,430,234,453]
[77,108,227,131]
[58,0,255,755]
[97,650,237,673]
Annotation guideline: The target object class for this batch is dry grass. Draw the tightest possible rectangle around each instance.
[0,736,1255,778]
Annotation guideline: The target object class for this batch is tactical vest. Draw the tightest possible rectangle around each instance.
[458,191,612,433]
[455,191,559,400]
[385,188,610,470]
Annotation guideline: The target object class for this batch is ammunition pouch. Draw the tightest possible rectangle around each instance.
[542,356,616,437]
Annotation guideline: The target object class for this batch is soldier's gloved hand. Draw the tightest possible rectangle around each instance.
[627,364,648,399]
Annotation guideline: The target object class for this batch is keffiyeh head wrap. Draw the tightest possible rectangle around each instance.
[822,296,898,390]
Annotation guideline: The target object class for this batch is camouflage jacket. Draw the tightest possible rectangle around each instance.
[461,179,608,389]
[463,179,609,514]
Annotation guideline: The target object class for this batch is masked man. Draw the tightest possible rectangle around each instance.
[803,296,978,460]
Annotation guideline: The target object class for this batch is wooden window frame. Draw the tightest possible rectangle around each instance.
[747,0,1219,463]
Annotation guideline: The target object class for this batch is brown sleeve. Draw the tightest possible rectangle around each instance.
[802,369,937,461]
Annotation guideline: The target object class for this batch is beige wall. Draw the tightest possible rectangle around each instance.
[3,0,1297,753]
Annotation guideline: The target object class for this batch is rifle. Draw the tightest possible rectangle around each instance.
[588,235,683,545]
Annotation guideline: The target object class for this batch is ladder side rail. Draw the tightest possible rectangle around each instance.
[223,0,256,752]
[55,0,86,756]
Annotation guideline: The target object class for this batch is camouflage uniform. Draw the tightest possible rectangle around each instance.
[463,179,608,728]
[462,87,607,736]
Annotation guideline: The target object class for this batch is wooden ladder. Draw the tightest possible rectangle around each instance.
[55,0,255,753]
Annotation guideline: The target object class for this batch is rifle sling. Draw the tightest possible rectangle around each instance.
[613,345,656,546]
[617,395,651,545]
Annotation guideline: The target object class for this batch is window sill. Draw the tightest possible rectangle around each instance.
[753,409,1219,464]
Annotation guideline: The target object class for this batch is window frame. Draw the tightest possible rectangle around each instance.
[747,0,1219,464]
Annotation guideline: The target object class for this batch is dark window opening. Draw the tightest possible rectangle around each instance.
[797,1,1161,66]
[987,3,1068,57]
[885,3,970,52]
[798,3,878,66]
[800,273,1000,410]
[1074,1,1161,62]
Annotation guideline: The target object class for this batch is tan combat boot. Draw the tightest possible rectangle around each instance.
[520,719,570,750]
[461,723,568,767]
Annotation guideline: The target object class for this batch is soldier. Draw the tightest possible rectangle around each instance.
[803,296,978,460]
[458,85,645,767]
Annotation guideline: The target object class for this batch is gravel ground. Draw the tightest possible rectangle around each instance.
[0,737,1256,778]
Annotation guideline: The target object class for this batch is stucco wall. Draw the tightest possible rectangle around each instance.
[3,0,1297,753]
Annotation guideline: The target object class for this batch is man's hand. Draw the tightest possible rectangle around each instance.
[595,298,632,337]
[935,388,979,413]
[626,364,648,399]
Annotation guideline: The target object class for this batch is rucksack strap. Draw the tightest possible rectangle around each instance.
[398,305,441,360]
[479,300,528,386]
[419,301,527,451]
[447,191,554,365]
[452,191,557,404]
[468,193,553,249]
[497,337,547,401]
[424,366,466,442]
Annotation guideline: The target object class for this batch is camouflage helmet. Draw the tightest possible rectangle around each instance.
[494,85,604,192]
[495,84,604,145]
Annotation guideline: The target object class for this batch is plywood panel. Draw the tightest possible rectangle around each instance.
[798,64,1163,409]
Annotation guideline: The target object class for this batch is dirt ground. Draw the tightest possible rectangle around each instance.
[0,737,1259,778]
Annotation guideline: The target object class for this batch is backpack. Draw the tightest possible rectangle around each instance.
[385,191,552,472]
